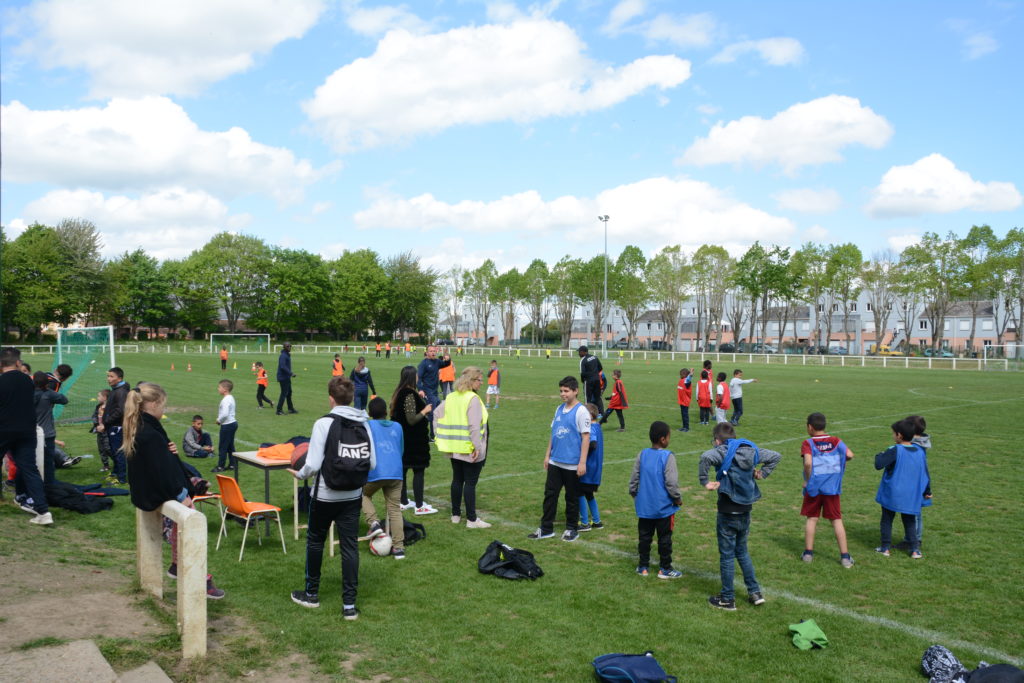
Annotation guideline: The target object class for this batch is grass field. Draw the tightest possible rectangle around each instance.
[3,349,1023,681]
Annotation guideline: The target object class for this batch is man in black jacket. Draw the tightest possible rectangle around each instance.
[276,342,298,415]
[578,345,604,415]
[0,347,52,524]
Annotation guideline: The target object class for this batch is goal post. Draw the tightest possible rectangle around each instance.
[54,325,116,424]
[982,344,1022,365]
[209,333,272,354]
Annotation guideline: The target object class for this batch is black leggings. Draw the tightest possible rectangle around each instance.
[256,385,273,407]
[450,458,485,521]
[401,467,426,506]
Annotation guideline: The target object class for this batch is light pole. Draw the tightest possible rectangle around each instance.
[598,215,610,357]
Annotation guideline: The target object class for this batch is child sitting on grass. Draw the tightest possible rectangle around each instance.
[629,421,683,579]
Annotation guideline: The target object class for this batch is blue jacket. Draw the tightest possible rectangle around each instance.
[366,420,404,481]
[416,357,450,398]
[276,350,293,381]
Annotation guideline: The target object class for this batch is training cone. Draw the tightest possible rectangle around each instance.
[233,361,237,370]
[171,363,175,371]
[251,362,256,371]
[187,363,192,372]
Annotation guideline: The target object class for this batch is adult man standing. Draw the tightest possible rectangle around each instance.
[276,342,298,415]
[1,347,52,525]
[578,345,604,415]
[417,346,451,440]
[101,367,130,484]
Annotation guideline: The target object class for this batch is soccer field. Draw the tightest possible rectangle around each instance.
[7,350,1023,680]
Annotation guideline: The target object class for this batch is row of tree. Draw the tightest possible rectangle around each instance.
[441,226,1024,353]
[2,221,1021,352]
[1,222,437,340]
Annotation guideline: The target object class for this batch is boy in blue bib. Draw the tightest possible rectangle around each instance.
[875,419,931,559]
[629,421,683,578]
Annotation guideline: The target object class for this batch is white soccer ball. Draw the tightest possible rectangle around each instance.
[369,534,393,557]
[90,360,96,364]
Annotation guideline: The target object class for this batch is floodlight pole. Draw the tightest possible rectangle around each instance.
[598,215,610,357]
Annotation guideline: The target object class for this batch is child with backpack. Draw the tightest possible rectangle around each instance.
[699,422,782,609]
[629,421,683,579]
[800,412,855,568]
[362,397,406,559]
[874,419,931,559]
[287,376,375,619]
[578,403,604,532]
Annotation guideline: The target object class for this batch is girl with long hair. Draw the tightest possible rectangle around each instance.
[390,366,435,514]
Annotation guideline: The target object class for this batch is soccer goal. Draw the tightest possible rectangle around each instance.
[982,344,1022,369]
[54,325,115,424]
[209,333,272,354]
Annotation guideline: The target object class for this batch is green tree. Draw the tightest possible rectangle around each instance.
[328,249,390,339]
[440,265,467,341]
[465,260,498,344]
[491,268,526,343]
[380,252,437,338]
[53,218,105,327]
[690,245,730,351]
[189,232,271,332]
[549,256,582,348]
[4,224,64,336]
[901,232,968,351]
[249,248,331,338]
[792,243,828,348]
[859,251,899,351]
[574,254,615,347]
[163,258,218,337]
[644,245,689,349]
[997,228,1024,355]
[110,249,174,338]
[612,245,649,349]
[959,225,1001,352]
[825,243,863,351]
[891,255,926,354]
[522,259,550,345]
[733,242,772,345]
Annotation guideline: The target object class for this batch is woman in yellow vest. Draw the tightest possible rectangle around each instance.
[433,367,490,528]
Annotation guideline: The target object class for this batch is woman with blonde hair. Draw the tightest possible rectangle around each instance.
[124,382,225,599]
[434,366,491,528]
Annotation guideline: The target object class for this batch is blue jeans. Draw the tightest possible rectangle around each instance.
[354,388,368,411]
[217,422,238,469]
[730,397,744,424]
[880,507,919,552]
[108,426,126,483]
[1,432,48,513]
[716,512,760,601]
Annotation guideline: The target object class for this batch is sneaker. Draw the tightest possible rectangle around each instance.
[167,563,178,579]
[276,411,284,415]
[527,528,554,540]
[29,512,53,525]
[636,566,649,576]
[840,555,855,568]
[708,595,737,611]
[466,518,492,529]
[392,548,406,560]
[657,568,683,580]
[60,456,83,468]
[677,427,689,432]
[748,592,766,606]
[875,546,891,557]
[343,607,359,621]
[451,515,461,524]
[105,475,121,485]
[291,590,319,608]
[616,428,625,432]
[910,550,923,559]
[590,521,604,530]
[415,504,438,516]
[367,521,385,539]
[16,495,37,515]
[802,550,814,563]
[561,529,579,542]
[399,500,416,511]
[578,522,592,532]
[206,577,225,600]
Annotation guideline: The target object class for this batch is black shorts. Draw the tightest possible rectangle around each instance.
[579,482,600,495]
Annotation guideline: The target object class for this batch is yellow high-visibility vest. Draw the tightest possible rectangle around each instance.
[435,390,488,454]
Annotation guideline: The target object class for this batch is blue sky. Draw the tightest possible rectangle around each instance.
[2,0,1021,272]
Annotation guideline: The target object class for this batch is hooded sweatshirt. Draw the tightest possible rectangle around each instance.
[295,405,377,502]
[699,440,782,513]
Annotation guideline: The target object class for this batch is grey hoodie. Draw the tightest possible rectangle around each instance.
[296,405,377,502]
[699,440,782,512]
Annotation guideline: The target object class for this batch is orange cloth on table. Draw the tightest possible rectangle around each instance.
[257,367,268,386]
[257,443,295,461]
[439,363,456,383]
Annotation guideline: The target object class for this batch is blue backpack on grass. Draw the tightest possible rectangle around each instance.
[592,651,676,683]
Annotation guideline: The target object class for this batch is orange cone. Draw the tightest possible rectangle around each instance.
[171,363,175,371]
[187,362,192,372]
[251,362,256,372]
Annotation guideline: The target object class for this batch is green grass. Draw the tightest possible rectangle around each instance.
[18,350,1024,680]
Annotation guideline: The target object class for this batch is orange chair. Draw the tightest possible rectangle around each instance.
[192,492,225,530]
[215,474,286,561]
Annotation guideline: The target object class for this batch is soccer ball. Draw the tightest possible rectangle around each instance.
[369,534,393,557]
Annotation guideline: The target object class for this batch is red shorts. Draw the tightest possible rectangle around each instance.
[801,493,842,520]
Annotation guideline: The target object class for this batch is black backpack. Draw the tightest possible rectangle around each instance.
[317,414,372,491]
[478,540,544,580]
[403,518,427,545]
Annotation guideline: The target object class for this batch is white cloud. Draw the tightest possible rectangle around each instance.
[804,225,830,242]
[679,95,893,174]
[304,19,691,151]
[887,234,921,252]
[962,32,998,59]
[602,4,716,49]
[343,1,431,37]
[319,242,349,260]
[13,0,325,98]
[311,201,333,215]
[866,153,1023,218]
[2,97,329,204]
[353,176,795,250]
[696,104,720,115]
[774,188,842,213]
[16,187,247,260]
[416,237,532,273]
[603,0,647,35]
[711,37,805,66]
[5,219,29,238]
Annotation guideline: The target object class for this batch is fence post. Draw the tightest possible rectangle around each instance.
[137,508,163,600]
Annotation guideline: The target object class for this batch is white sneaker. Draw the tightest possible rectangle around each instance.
[451,515,461,524]
[466,518,492,529]
[30,512,53,525]
[415,504,438,516]
[399,500,416,511]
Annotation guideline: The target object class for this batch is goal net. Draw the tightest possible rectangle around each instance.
[209,334,272,354]
[982,344,1023,366]
[54,325,115,425]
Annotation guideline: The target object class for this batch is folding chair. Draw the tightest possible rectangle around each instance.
[215,474,286,561]
[192,492,225,531]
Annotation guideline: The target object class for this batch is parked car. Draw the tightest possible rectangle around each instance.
[716,343,737,353]
[435,339,454,346]
[923,347,954,358]
[612,338,630,349]
[828,346,849,355]
[650,341,673,351]
[751,343,777,354]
